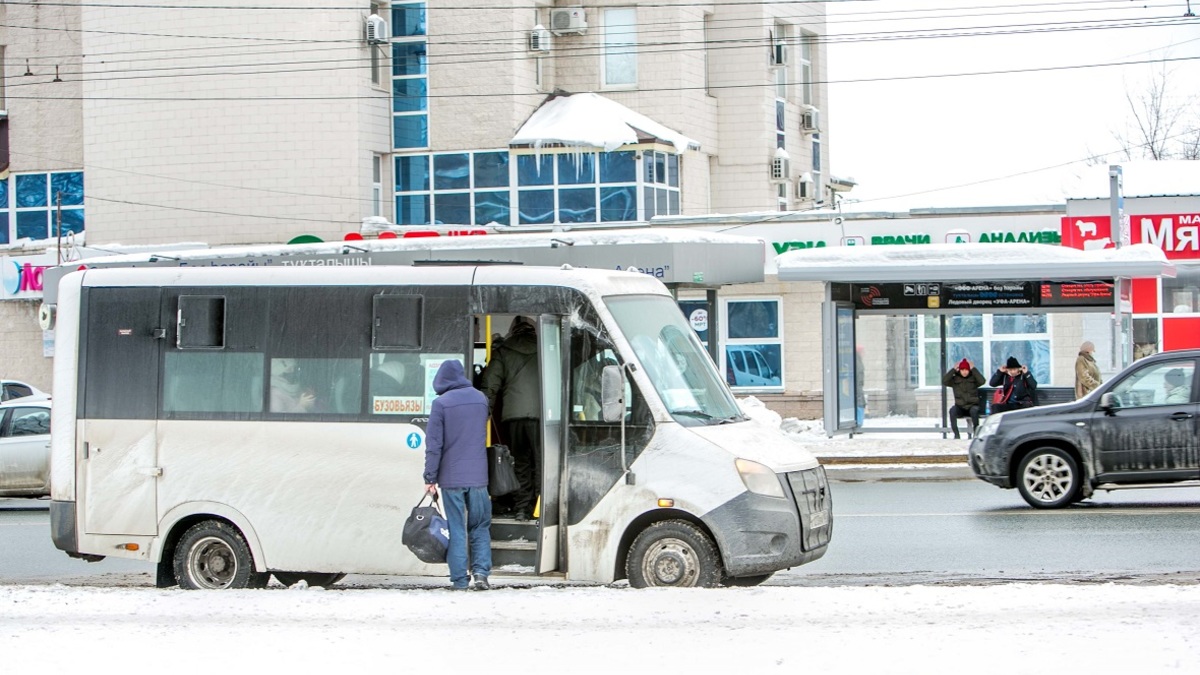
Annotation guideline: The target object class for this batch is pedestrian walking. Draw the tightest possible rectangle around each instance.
[1074,341,1103,399]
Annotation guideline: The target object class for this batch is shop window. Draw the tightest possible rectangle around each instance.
[723,298,783,389]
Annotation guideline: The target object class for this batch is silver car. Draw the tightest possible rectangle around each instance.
[0,398,51,498]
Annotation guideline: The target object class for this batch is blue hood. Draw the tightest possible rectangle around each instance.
[433,359,470,395]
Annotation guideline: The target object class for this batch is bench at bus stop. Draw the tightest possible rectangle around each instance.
[850,386,1077,437]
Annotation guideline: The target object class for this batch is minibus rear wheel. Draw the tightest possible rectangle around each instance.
[626,520,723,588]
[173,520,269,590]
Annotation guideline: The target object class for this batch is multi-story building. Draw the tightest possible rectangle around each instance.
[2,2,831,387]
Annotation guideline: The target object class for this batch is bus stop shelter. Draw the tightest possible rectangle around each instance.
[775,242,1177,436]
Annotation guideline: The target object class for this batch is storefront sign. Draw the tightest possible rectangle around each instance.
[1061,213,1200,259]
[1,254,57,301]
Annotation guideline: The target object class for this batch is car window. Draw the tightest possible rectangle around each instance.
[1109,360,1195,408]
[3,407,51,437]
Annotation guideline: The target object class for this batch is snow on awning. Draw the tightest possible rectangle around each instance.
[510,92,699,154]
[776,243,1176,282]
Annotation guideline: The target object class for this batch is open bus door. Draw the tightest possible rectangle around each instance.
[536,314,565,574]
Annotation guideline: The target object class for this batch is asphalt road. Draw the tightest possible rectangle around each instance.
[5,478,1200,587]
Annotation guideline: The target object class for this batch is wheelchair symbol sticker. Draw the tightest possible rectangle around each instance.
[406,431,423,449]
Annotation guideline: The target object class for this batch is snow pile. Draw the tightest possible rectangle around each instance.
[510,92,699,153]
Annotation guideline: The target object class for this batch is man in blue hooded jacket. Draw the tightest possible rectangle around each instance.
[423,359,492,590]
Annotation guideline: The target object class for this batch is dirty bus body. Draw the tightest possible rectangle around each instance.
[48,265,830,589]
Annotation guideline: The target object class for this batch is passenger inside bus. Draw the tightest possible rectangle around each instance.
[270,358,316,413]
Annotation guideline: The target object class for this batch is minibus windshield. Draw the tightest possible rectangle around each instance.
[606,295,745,426]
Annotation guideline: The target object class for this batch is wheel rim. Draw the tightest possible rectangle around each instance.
[640,537,700,587]
[1022,453,1074,504]
[187,536,239,589]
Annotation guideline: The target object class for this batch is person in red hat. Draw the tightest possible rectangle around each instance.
[942,358,986,439]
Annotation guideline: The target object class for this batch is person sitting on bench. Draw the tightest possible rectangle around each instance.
[943,358,986,439]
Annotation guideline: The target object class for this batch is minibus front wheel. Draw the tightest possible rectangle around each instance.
[173,520,269,590]
[625,520,723,588]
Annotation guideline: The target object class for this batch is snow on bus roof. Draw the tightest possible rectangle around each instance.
[775,242,1175,282]
[76,227,760,265]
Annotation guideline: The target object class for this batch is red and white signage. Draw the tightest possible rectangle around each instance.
[1061,214,1200,260]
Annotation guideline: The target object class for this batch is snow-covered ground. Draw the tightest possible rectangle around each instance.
[3,583,1198,672]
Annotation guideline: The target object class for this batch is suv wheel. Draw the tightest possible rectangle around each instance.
[1016,447,1080,509]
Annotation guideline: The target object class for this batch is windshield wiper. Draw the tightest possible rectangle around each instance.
[670,409,716,420]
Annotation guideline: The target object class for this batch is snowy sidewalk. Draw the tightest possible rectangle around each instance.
[743,398,973,479]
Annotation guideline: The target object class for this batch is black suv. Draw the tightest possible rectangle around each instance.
[970,349,1199,508]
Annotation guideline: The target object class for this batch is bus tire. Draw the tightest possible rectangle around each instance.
[173,520,269,590]
[273,572,346,588]
[625,520,723,589]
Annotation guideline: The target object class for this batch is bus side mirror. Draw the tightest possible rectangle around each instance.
[601,364,625,423]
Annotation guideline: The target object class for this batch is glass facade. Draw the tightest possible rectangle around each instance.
[0,171,85,244]
[391,2,428,150]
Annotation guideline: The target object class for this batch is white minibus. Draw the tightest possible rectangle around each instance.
[49,264,831,588]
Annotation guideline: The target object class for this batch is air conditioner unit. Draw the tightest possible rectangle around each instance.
[550,8,587,35]
[529,25,551,53]
[801,108,820,133]
[770,29,788,66]
[771,148,791,181]
[365,14,389,45]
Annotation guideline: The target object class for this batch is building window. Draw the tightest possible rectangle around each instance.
[799,33,814,107]
[771,24,788,99]
[914,314,1052,387]
[777,183,788,211]
[2,171,85,244]
[776,99,786,149]
[395,150,511,226]
[811,133,822,203]
[641,150,680,220]
[723,298,784,390]
[391,2,428,150]
[602,8,637,88]
[371,154,383,217]
[703,14,713,95]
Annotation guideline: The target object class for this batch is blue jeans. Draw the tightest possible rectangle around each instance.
[440,486,492,588]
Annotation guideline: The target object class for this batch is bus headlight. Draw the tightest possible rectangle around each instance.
[735,458,786,499]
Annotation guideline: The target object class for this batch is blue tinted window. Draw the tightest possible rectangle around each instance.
[668,190,679,214]
[517,155,554,186]
[473,152,509,188]
[0,213,8,244]
[393,114,428,149]
[16,211,48,240]
[0,178,8,206]
[728,301,779,339]
[655,153,667,185]
[643,187,654,218]
[475,191,509,225]
[599,186,636,221]
[51,172,84,206]
[395,155,429,191]
[557,153,594,185]
[599,151,636,183]
[517,189,554,224]
[16,174,48,207]
[396,194,429,225]
[59,209,85,234]
[776,100,785,132]
[434,193,470,224]
[391,4,426,36]
[393,42,427,77]
[668,154,679,187]
[558,188,596,223]
[392,77,427,112]
[655,188,667,216]
[433,154,470,190]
